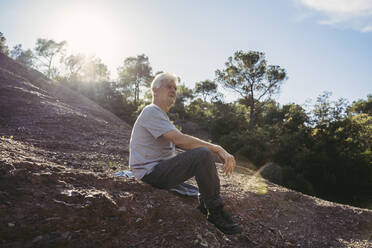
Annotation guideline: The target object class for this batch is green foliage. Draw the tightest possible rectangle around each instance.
[57,54,109,83]
[312,91,348,125]
[305,115,372,203]
[347,94,372,116]
[216,50,287,130]
[219,128,274,166]
[1,135,14,140]
[194,80,218,102]
[193,90,371,208]
[82,57,110,82]
[34,38,67,78]
[209,101,248,140]
[281,167,314,195]
[270,97,372,206]
[185,99,211,123]
[117,54,153,105]
[10,44,34,68]
[169,84,195,121]
[0,32,9,55]
[62,53,86,80]
[108,161,118,170]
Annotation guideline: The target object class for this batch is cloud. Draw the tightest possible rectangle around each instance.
[295,0,372,32]
[361,25,372,32]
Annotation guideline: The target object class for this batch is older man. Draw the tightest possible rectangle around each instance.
[129,72,242,234]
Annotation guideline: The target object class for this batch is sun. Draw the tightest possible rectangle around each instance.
[55,10,119,57]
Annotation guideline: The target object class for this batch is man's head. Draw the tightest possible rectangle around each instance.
[151,72,178,109]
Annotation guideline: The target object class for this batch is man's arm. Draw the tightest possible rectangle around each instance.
[162,129,236,175]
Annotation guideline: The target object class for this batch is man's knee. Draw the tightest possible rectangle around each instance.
[193,147,213,163]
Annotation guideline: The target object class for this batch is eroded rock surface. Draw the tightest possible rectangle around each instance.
[1,53,372,247]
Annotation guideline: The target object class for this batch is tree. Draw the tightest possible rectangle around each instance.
[58,54,109,83]
[169,83,194,120]
[117,54,152,105]
[216,50,287,130]
[34,38,67,78]
[0,32,9,55]
[348,94,372,116]
[10,44,34,68]
[195,80,218,102]
[63,53,85,80]
[313,91,348,126]
[82,56,110,82]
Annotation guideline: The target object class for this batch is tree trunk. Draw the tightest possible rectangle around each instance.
[248,96,255,131]
[47,55,53,78]
[134,75,139,105]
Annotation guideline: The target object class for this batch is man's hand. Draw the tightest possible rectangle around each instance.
[162,130,236,175]
[215,145,236,176]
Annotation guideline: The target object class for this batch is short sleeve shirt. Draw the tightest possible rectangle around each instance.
[129,104,177,179]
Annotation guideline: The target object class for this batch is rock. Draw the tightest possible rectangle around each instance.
[1,52,372,248]
[259,162,283,184]
[119,206,127,212]
[32,235,43,243]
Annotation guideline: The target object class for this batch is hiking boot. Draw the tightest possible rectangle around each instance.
[197,202,208,216]
[207,206,242,235]
[198,203,239,227]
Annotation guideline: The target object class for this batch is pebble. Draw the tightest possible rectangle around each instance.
[119,206,127,212]
[32,235,43,243]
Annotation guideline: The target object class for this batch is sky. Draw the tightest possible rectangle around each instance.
[1,0,371,106]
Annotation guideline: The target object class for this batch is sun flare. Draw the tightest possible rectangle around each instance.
[56,10,118,57]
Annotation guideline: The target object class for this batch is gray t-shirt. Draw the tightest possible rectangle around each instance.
[129,104,177,179]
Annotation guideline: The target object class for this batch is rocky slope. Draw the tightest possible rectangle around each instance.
[1,53,372,248]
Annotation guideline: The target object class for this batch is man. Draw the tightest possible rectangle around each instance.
[129,72,242,234]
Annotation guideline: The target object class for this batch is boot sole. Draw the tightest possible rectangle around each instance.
[214,223,243,235]
[207,219,243,235]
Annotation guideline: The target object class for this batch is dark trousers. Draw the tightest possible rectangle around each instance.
[141,147,223,209]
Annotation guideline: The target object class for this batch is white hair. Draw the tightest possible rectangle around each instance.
[151,72,178,90]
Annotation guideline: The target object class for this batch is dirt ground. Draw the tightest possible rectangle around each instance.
[1,52,372,247]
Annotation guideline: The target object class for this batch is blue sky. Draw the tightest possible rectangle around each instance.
[1,0,371,105]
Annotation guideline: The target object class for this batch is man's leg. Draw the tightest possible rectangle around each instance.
[141,147,242,234]
[141,147,222,209]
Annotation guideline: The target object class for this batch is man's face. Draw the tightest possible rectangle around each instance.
[155,80,177,107]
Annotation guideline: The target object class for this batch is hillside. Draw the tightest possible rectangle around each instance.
[1,52,372,248]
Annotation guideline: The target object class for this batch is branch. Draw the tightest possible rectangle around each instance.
[223,83,246,99]
[33,55,49,68]
[257,81,277,101]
